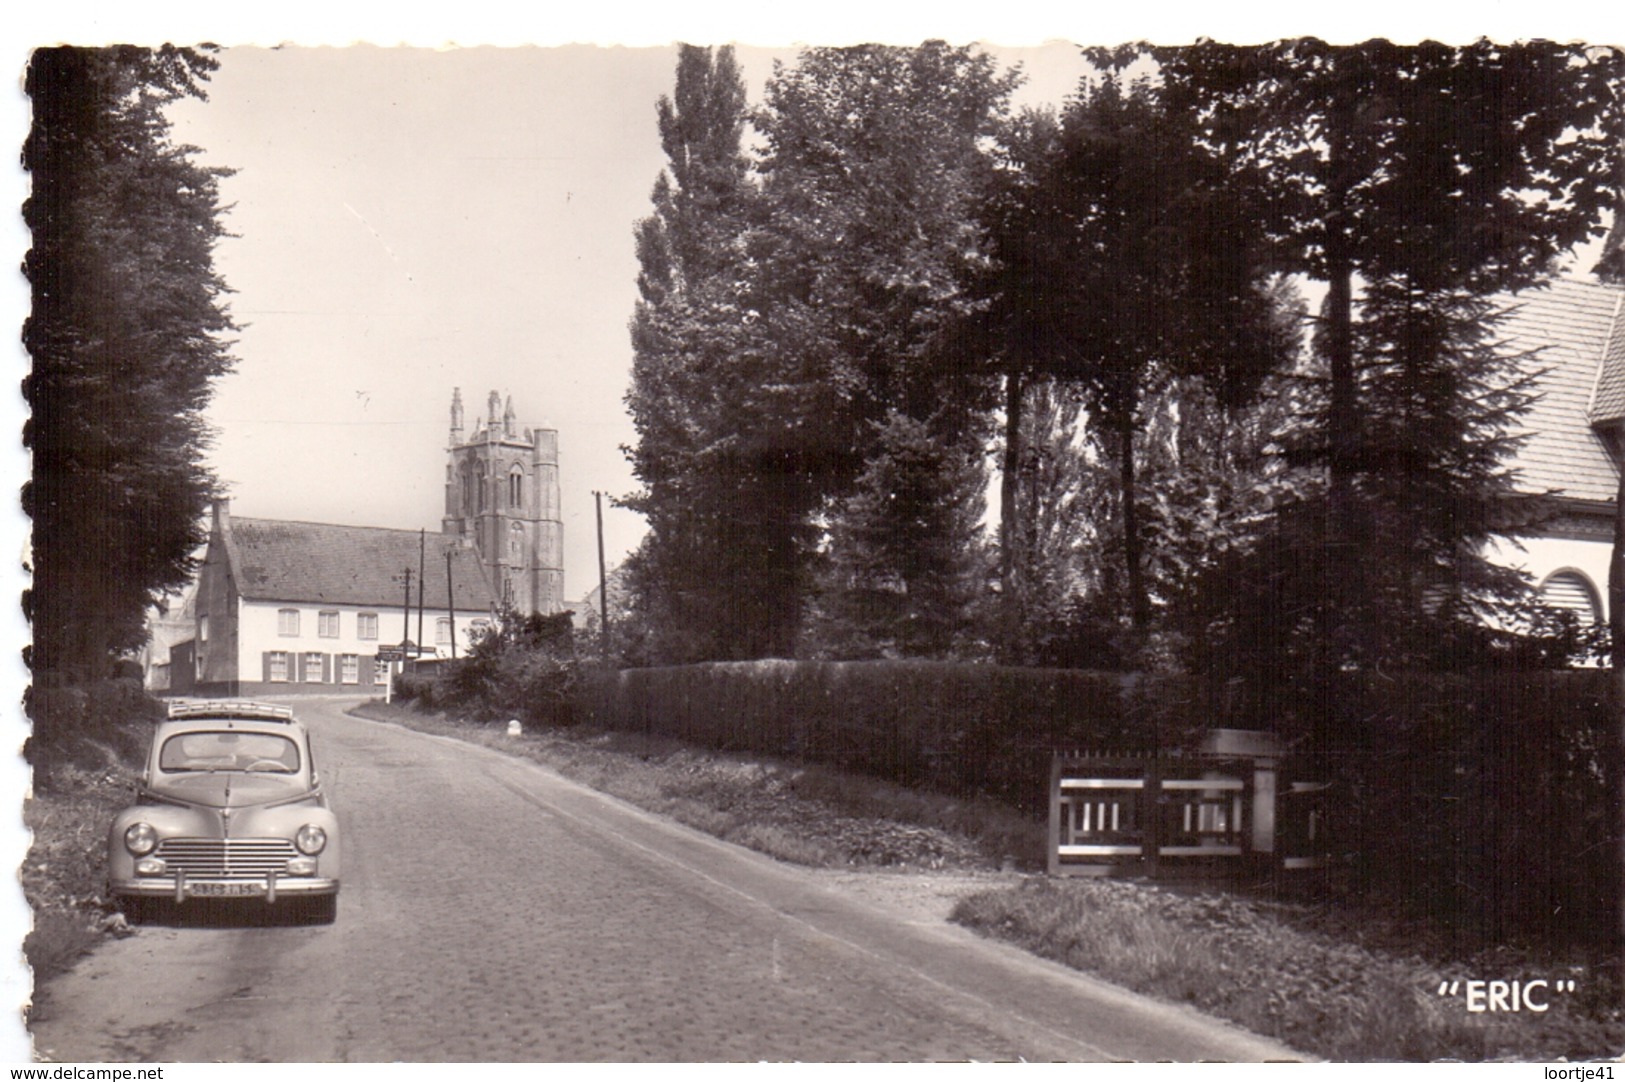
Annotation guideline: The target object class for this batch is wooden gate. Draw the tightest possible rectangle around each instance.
[1049,753,1250,877]
[1048,731,1330,878]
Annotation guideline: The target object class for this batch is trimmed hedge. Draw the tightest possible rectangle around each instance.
[577,660,1211,814]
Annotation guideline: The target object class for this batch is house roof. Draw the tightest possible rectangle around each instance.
[1495,277,1625,506]
[223,517,501,612]
[1592,290,1625,426]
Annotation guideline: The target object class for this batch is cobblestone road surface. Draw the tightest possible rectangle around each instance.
[29,698,1300,1062]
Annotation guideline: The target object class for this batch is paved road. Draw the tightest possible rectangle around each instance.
[29,698,1301,1062]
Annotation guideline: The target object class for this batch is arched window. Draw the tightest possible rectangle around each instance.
[509,465,525,508]
[1538,569,1602,624]
[509,522,524,560]
[476,463,488,511]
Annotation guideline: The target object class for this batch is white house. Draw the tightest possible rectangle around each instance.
[181,500,502,697]
[153,388,569,696]
[1488,276,1625,626]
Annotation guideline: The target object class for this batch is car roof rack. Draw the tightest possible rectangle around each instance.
[165,700,295,722]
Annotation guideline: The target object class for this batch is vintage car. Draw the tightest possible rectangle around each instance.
[108,700,340,922]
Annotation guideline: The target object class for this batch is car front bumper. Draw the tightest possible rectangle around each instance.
[111,874,339,903]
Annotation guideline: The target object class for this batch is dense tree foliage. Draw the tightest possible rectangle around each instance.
[810,410,990,659]
[984,77,1294,653]
[1131,39,1623,682]
[23,46,236,684]
[625,39,1621,678]
[753,44,1015,657]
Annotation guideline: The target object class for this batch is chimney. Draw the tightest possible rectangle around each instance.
[212,498,231,536]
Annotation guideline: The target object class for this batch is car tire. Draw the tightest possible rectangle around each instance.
[301,894,337,924]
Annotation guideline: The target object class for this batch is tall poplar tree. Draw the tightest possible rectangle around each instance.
[23,45,236,685]
[624,45,820,661]
[626,43,1018,661]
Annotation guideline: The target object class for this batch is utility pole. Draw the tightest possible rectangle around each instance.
[446,548,458,660]
[401,566,413,651]
[594,490,610,662]
[392,565,412,691]
[416,528,426,661]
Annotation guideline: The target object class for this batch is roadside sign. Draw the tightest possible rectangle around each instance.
[376,646,406,663]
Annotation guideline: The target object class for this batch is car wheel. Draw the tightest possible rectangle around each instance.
[301,894,337,924]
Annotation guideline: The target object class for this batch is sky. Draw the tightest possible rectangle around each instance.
[5,2,1623,1068]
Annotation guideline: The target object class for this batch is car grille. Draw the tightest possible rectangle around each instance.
[155,838,298,878]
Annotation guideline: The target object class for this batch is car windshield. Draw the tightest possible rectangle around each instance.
[159,731,301,774]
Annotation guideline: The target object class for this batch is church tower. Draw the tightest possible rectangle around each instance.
[442,388,565,615]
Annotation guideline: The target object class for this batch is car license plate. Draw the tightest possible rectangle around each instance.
[188,881,264,898]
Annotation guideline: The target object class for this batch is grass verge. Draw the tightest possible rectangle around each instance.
[951,877,1624,1062]
[23,746,143,984]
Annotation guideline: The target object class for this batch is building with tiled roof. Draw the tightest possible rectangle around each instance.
[168,388,566,697]
[181,501,504,696]
[1486,277,1625,626]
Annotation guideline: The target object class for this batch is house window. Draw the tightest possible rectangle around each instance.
[278,608,300,637]
[198,615,209,643]
[435,617,453,646]
[304,652,325,683]
[509,465,524,508]
[339,654,359,685]
[1539,570,1602,624]
[268,652,290,683]
[357,612,378,641]
[318,611,340,638]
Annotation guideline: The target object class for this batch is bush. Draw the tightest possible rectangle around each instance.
[399,610,580,726]
[1316,671,1619,952]
[25,676,161,769]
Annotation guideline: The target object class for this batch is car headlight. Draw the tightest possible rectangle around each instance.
[295,824,327,855]
[124,822,158,856]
